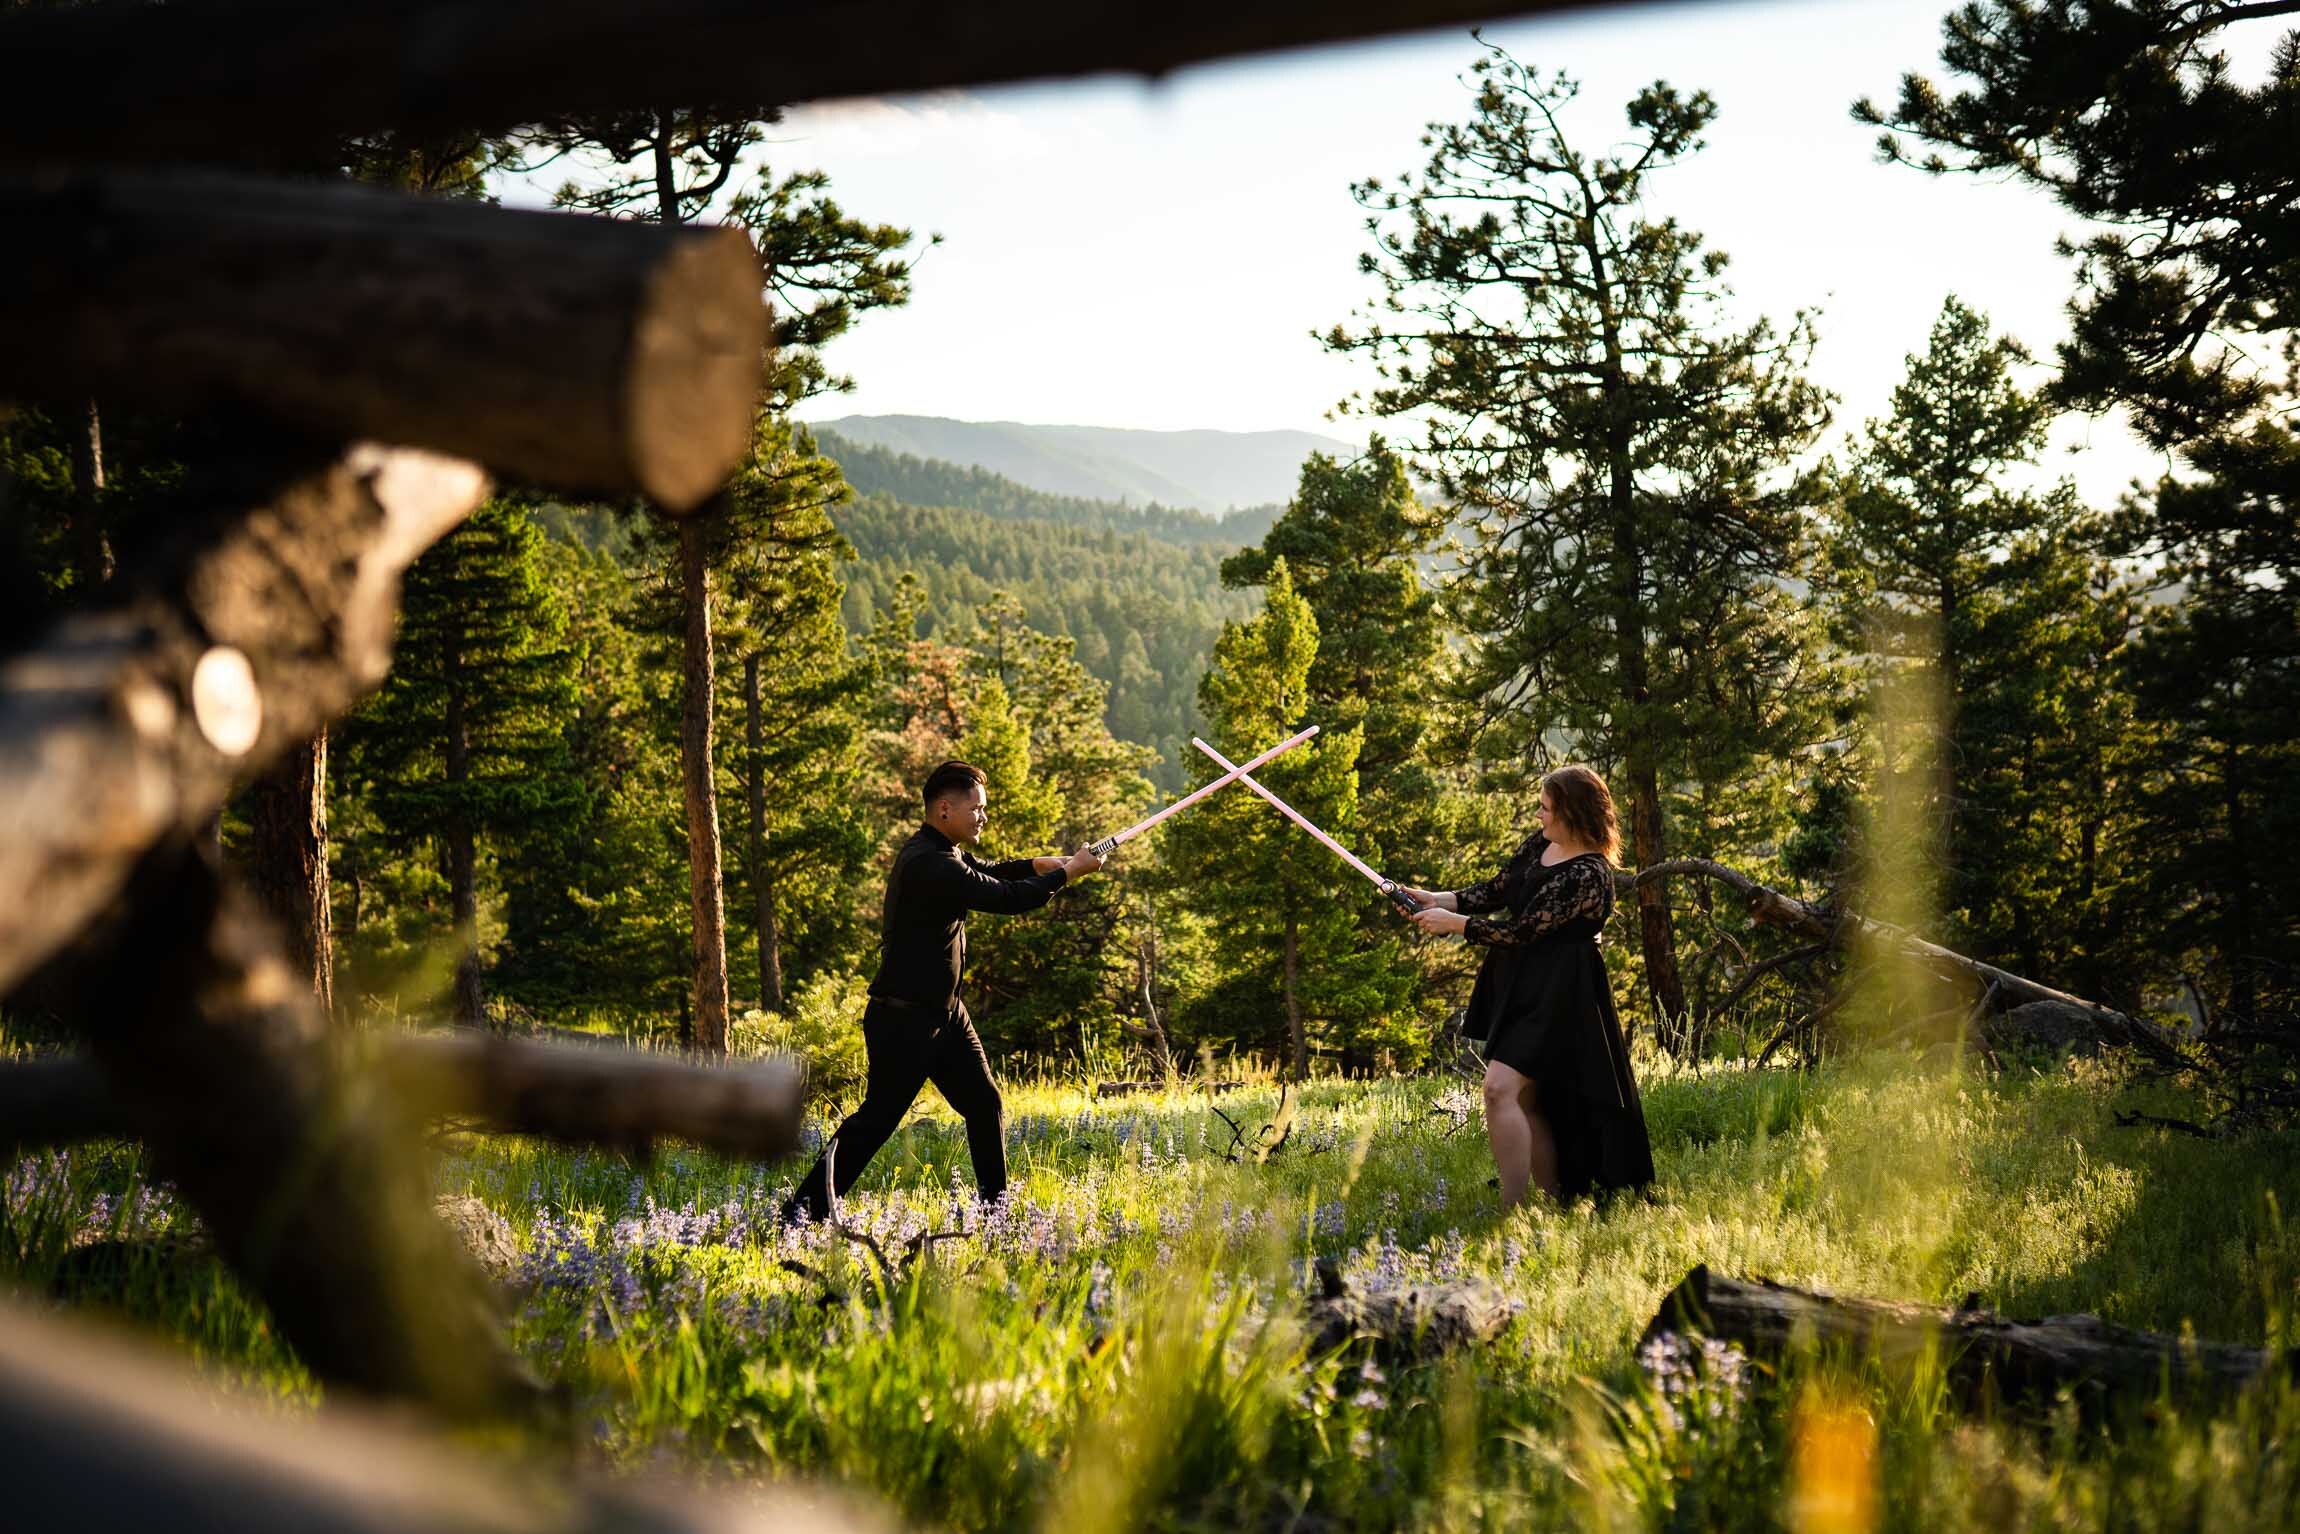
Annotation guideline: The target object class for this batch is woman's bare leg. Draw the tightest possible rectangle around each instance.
[1517,1076,1560,1200]
[1484,1061,1536,1208]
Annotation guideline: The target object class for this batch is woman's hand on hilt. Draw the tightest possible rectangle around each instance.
[1409,906,1469,937]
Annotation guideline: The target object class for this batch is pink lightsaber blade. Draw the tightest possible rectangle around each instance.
[1190,737,1424,913]
[1086,724,1319,858]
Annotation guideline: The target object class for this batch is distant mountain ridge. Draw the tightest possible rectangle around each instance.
[809,414,1352,514]
[816,429,1281,548]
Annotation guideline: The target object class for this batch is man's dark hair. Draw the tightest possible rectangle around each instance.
[922,760,987,810]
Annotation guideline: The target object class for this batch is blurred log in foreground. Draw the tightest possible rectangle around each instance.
[0,1299,896,1534]
[3,1032,807,1161]
[1644,1266,2297,1406]
[0,439,489,1003]
[65,843,536,1420]
[0,0,1619,168]
[0,171,765,509]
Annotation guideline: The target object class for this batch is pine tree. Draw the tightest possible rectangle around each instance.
[529,110,923,1053]
[338,498,580,1026]
[1166,562,1417,1076]
[1825,297,2092,940]
[1218,436,1471,1052]
[1327,43,1833,1038]
[1861,0,2299,1017]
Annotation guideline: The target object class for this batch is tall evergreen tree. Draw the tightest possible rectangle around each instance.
[1166,563,1417,1076]
[339,498,580,1026]
[526,111,921,1053]
[1861,0,2300,1014]
[1326,43,1833,1037]
[716,416,877,1013]
[1218,436,1471,1044]
[1824,297,2101,943]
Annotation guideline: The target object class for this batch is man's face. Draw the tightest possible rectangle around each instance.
[934,783,990,845]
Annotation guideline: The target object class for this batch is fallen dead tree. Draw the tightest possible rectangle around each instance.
[1643,1265,2295,1406]
[1628,860,2185,1064]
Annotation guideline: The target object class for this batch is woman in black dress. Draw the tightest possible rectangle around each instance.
[1397,765,1654,1208]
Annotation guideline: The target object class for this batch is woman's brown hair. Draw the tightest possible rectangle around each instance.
[1541,764,1621,865]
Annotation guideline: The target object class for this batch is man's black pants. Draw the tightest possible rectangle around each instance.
[783,998,1005,1222]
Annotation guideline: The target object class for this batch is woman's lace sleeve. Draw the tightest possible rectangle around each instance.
[1465,858,1609,947]
[1452,836,1539,914]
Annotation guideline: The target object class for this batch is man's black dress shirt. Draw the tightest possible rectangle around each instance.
[867,824,1067,1013]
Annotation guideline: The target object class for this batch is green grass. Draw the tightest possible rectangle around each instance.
[8,1047,2298,1531]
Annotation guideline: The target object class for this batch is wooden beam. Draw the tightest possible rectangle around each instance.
[0,1297,896,1533]
[0,440,487,1001]
[4,1033,806,1161]
[390,1032,806,1159]
[0,1,1613,168]
[65,843,536,1419]
[0,171,765,509]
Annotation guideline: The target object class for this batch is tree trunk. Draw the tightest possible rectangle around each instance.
[1626,753,1686,1040]
[69,396,112,587]
[2218,737,2259,1020]
[742,652,783,1013]
[441,633,483,1028]
[1584,211,1686,1038]
[247,729,334,1013]
[1282,914,1304,1080]
[657,120,732,1058]
[678,513,731,1056]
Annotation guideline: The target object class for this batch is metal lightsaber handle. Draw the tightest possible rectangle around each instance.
[1188,737,1424,913]
[1085,723,1320,858]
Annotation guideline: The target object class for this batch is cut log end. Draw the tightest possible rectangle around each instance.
[628,224,769,513]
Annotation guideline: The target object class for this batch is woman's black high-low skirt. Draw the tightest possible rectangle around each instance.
[1464,937,1655,1201]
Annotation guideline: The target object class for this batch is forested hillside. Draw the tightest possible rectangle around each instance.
[825,447,1265,789]
[812,415,1347,512]
[818,428,1280,546]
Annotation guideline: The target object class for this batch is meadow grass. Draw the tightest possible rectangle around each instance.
[6,1045,2297,1531]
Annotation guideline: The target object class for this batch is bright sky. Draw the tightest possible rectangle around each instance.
[691,0,2198,507]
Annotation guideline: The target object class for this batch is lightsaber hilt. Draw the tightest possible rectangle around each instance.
[1378,879,1424,914]
[1087,835,1119,858]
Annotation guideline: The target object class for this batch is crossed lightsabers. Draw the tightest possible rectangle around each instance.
[1085,725,1423,913]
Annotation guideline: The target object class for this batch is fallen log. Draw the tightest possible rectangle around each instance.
[1307,1259,1519,1360]
[1643,1265,2295,1405]
[0,440,485,1001]
[0,0,1616,168]
[0,170,765,509]
[2,1033,805,1162]
[0,1297,895,1534]
[1629,861,2182,1063]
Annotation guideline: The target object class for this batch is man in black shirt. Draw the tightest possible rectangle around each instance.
[782,760,1104,1222]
